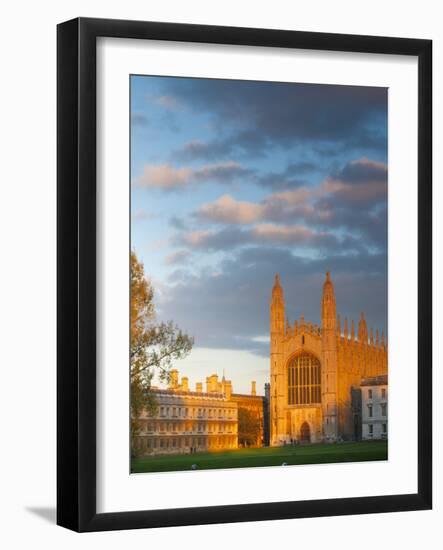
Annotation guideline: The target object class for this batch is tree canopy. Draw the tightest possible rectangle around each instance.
[130,251,193,450]
[238,407,261,447]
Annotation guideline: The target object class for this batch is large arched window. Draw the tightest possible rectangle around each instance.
[288,353,321,405]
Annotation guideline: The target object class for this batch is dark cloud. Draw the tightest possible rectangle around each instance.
[166,79,387,160]
[188,158,387,253]
[173,139,234,162]
[332,156,387,185]
[157,247,387,356]
[256,161,315,189]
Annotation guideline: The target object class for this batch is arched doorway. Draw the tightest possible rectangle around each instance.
[300,421,311,443]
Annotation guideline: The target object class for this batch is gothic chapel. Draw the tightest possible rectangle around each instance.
[269,272,387,445]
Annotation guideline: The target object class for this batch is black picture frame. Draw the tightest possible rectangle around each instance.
[57,17,432,532]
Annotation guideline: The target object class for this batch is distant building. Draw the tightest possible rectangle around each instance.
[360,375,388,440]
[231,381,266,447]
[133,371,238,456]
[133,370,268,456]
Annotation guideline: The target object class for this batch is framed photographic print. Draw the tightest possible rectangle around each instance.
[57,17,432,532]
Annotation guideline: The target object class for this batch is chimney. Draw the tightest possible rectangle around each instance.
[223,380,232,400]
[181,377,189,392]
[206,374,219,393]
[169,369,179,389]
[251,380,257,396]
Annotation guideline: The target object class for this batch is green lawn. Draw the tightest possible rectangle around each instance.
[131,440,388,473]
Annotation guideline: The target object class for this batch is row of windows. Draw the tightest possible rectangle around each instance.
[367,403,387,417]
[367,423,387,435]
[288,353,322,405]
[367,388,387,400]
[137,435,236,450]
[145,422,234,434]
[157,406,235,419]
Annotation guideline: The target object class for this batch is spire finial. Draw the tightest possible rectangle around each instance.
[271,273,284,301]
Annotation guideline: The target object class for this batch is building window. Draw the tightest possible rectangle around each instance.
[382,423,387,433]
[368,389,373,399]
[368,424,373,435]
[287,353,321,405]
[381,388,386,399]
[381,403,387,417]
[368,405,373,418]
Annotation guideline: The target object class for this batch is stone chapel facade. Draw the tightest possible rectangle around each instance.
[269,272,387,445]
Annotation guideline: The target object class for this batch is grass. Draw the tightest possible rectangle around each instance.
[131,440,388,473]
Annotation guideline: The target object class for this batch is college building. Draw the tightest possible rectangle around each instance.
[134,370,266,456]
[270,272,388,445]
[360,375,388,440]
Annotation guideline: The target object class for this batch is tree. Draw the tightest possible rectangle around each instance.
[130,251,193,453]
[238,407,261,447]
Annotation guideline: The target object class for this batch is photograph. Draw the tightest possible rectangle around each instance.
[129,75,389,474]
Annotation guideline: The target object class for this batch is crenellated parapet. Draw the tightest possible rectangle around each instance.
[335,312,387,377]
[284,314,321,339]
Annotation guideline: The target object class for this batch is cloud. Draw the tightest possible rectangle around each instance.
[193,158,387,250]
[134,161,250,190]
[178,224,347,253]
[197,195,264,224]
[335,157,387,184]
[148,94,181,110]
[131,112,149,127]
[164,249,192,265]
[323,158,388,203]
[256,161,316,189]
[136,164,192,189]
[173,139,233,162]
[164,79,387,160]
[131,208,156,222]
[157,247,387,356]
[252,223,336,246]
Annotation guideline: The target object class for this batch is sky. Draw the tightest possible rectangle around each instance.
[130,75,388,394]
